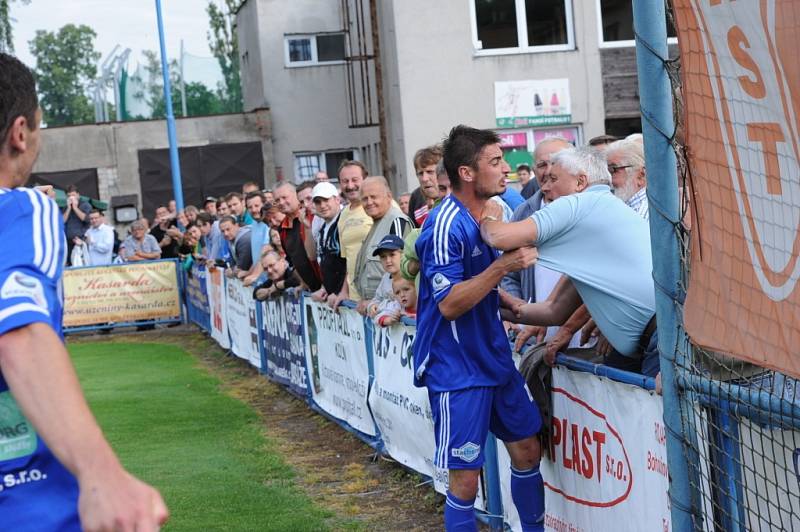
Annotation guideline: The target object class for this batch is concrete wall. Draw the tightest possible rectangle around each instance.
[236,0,380,183]
[33,110,276,208]
[381,0,607,191]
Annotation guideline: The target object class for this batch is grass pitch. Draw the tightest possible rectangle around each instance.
[69,341,335,531]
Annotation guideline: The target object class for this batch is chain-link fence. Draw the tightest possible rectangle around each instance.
[637,1,800,530]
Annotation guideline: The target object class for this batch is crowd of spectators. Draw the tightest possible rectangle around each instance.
[64,129,657,379]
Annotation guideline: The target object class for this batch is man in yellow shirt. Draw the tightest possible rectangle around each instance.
[329,160,373,307]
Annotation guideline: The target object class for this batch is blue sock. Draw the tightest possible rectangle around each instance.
[511,465,545,532]
[444,491,477,532]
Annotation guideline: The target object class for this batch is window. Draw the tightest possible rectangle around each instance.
[597,0,677,47]
[284,33,347,67]
[293,150,357,183]
[470,0,574,54]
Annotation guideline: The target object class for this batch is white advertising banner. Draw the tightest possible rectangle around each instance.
[495,78,572,128]
[499,366,670,531]
[225,277,261,369]
[369,322,436,475]
[207,267,230,350]
[303,300,375,436]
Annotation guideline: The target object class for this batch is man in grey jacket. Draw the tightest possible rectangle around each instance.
[353,176,411,314]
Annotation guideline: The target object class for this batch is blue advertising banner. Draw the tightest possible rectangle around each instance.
[261,292,308,397]
[186,264,211,332]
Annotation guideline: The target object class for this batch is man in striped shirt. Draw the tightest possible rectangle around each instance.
[0,53,168,531]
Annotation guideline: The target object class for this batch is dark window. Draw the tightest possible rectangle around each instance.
[288,38,312,62]
[601,0,677,42]
[526,0,568,46]
[475,0,519,49]
[317,34,346,62]
[325,151,354,177]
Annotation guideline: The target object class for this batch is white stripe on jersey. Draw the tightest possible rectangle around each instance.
[438,205,458,266]
[442,392,450,469]
[39,190,55,277]
[0,302,50,323]
[24,189,44,269]
[45,194,61,278]
[433,200,456,265]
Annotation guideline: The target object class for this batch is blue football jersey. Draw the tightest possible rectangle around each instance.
[0,187,81,530]
[413,195,516,392]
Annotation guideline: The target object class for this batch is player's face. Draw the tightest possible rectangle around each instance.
[473,143,509,199]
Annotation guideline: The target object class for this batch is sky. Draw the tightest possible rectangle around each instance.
[10,0,224,86]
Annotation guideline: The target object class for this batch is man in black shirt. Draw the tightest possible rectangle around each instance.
[274,183,322,291]
[149,205,179,259]
[309,182,345,302]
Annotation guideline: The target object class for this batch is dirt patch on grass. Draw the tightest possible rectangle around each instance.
[69,326,446,531]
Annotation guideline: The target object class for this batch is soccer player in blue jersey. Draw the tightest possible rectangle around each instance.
[0,53,168,531]
[413,125,543,531]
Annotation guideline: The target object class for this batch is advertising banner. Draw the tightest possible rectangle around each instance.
[225,277,261,369]
[261,292,308,396]
[495,79,571,128]
[368,322,436,475]
[185,264,211,331]
[303,299,375,436]
[499,366,670,531]
[206,267,230,350]
[63,260,180,327]
[673,1,800,376]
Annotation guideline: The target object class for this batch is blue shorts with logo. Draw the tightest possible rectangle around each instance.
[429,370,542,470]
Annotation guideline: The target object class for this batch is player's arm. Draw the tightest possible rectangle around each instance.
[479,200,538,251]
[438,247,537,321]
[0,323,168,531]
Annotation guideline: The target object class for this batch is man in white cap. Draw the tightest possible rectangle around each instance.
[309,182,347,305]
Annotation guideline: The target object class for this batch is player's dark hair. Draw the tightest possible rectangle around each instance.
[442,125,501,191]
[0,53,38,151]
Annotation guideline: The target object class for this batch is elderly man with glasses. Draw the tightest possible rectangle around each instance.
[605,139,649,220]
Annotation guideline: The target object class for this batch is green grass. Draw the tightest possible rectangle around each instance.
[69,341,333,531]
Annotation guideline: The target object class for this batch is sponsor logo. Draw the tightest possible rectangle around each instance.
[692,1,800,300]
[546,386,632,508]
[432,273,450,292]
[471,245,482,257]
[451,442,481,463]
[1,272,46,308]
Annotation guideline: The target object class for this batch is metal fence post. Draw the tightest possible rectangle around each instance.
[632,1,700,530]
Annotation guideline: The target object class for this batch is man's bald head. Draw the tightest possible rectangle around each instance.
[361,176,393,220]
[533,136,572,187]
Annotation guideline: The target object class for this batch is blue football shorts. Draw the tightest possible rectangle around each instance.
[429,370,542,470]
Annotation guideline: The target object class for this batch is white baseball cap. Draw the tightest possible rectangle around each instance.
[311,182,339,199]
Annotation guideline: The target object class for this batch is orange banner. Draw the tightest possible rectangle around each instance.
[63,261,181,327]
[674,1,800,376]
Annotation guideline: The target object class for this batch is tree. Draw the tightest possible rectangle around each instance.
[0,0,30,53]
[130,49,225,119]
[29,24,99,126]
[206,0,243,113]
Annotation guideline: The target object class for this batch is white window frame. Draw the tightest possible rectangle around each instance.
[595,0,678,49]
[468,0,575,56]
[284,33,347,68]
[293,149,360,183]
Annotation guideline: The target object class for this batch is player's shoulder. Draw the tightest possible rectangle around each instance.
[0,187,53,229]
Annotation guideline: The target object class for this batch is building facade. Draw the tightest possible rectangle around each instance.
[237,0,672,192]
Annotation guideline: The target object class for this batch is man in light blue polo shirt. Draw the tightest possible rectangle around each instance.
[480,146,659,377]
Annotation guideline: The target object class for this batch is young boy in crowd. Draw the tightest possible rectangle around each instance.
[392,275,417,320]
[367,234,404,326]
